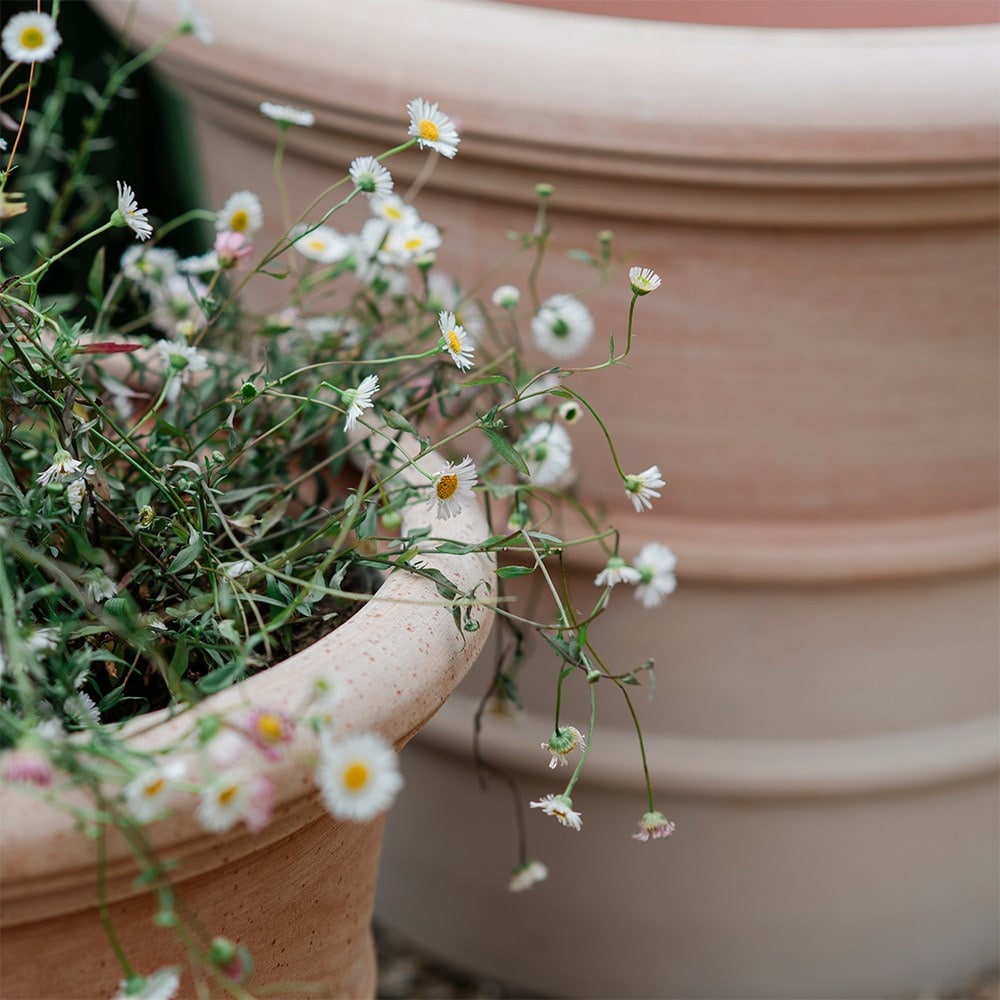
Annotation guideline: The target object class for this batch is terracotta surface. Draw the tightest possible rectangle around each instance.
[82,1,1000,995]
[0,444,495,999]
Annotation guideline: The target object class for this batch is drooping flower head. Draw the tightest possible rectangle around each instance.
[113,181,153,242]
[342,374,380,432]
[316,731,403,822]
[623,465,665,513]
[113,966,181,1000]
[530,792,582,831]
[628,266,662,296]
[259,101,314,127]
[37,448,82,486]
[632,809,676,841]
[531,294,594,360]
[438,311,475,371]
[492,284,521,309]
[2,12,62,63]
[517,422,573,487]
[541,725,586,769]
[632,542,677,609]
[406,97,460,158]
[594,555,641,589]
[178,0,213,44]
[427,456,477,521]
[216,191,264,235]
[349,156,394,198]
[509,859,549,892]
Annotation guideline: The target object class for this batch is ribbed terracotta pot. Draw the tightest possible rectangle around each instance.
[86,1,1000,996]
[0,458,495,1000]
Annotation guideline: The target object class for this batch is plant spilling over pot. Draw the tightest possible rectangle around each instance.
[1,4,677,997]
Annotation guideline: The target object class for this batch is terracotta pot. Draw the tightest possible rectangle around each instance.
[0,452,495,999]
[83,1,1000,995]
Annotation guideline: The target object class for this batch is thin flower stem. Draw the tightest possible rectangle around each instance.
[564,683,596,799]
[95,814,134,980]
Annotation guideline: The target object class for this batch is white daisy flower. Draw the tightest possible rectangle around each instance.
[113,966,181,1000]
[531,294,594,360]
[628,266,662,296]
[438,311,475,371]
[594,556,641,588]
[37,448,82,486]
[121,245,179,289]
[632,809,676,842]
[156,340,207,376]
[349,156,393,198]
[378,220,441,266]
[195,770,273,833]
[541,725,586,769]
[290,223,352,264]
[84,571,117,603]
[517,422,573,487]
[2,12,62,63]
[113,181,153,242]
[632,542,677,609]
[316,731,403,822]
[492,284,521,309]
[342,374,380,431]
[178,0,213,44]
[216,190,264,235]
[406,97,460,159]
[64,691,101,727]
[122,761,186,824]
[66,478,87,515]
[177,251,219,275]
[370,194,418,229]
[427,456,477,521]
[259,101,314,127]
[623,465,665,513]
[428,273,485,341]
[509,860,548,893]
[530,792,582,831]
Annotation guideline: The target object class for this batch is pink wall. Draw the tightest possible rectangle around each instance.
[500,0,1000,27]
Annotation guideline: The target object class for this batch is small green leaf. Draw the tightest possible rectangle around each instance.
[496,565,534,578]
[480,424,530,476]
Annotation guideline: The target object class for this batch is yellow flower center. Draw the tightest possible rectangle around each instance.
[230,210,249,233]
[255,713,284,743]
[143,777,165,798]
[343,762,369,791]
[21,27,45,50]
[217,784,240,806]
[436,473,459,501]
[308,238,326,251]
[446,330,462,354]
[418,118,440,142]
[404,237,422,251]
[385,206,402,221]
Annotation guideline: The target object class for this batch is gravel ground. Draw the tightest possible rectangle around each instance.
[374,927,998,1000]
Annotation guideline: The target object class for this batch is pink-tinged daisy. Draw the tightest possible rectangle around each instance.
[509,859,548,892]
[632,809,676,841]
[290,222,352,264]
[632,542,677,608]
[427,456,477,521]
[216,190,263,235]
[316,731,403,822]
[240,709,296,760]
[37,448,82,486]
[623,465,665,513]
[349,155,394,198]
[517,422,573,487]
[2,12,61,63]
[541,725,586,769]
[259,101,314,127]
[628,266,662,296]
[0,748,53,787]
[113,965,181,1000]
[530,792,582,831]
[122,760,186,824]
[342,374,380,431]
[438,311,475,371]
[531,293,594,360]
[196,769,274,833]
[594,555,641,588]
[113,181,153,242]
[213,230,253,269]
[406,97,460,158]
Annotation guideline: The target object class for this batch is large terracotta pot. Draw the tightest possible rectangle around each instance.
[0,458,495,999]
[86,1,1000,996]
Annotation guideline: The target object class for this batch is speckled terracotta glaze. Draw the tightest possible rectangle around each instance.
[0,445,495,999]
[54,1,1000,996]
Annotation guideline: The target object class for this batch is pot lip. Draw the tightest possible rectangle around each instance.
[90,0,1000,169]
[0,447,496,898]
